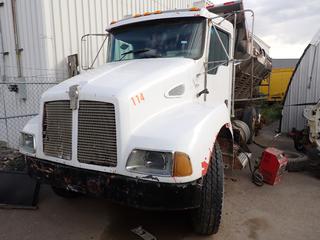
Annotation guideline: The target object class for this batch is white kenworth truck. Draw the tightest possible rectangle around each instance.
[20,1,271,235]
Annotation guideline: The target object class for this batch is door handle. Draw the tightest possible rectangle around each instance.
[197,88,209,98]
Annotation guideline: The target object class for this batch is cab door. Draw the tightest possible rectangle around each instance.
[205,25,232,111]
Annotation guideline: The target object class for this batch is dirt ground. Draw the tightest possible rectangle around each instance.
[0,141,25,171]
[0,122,319,240]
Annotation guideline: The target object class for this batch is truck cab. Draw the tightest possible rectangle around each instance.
[20,6,245,235]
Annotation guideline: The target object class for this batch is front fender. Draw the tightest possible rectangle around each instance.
[22,115,40,135]
[126,102,232,183]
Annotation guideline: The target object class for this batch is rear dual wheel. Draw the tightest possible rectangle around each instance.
[242,106,257,144]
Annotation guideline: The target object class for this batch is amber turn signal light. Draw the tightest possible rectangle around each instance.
[189,7,200,11]
[173,152,193,177]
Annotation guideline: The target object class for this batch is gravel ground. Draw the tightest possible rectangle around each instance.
[0,123,319,240]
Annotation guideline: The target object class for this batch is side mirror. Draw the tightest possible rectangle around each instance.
[81,33,109,70]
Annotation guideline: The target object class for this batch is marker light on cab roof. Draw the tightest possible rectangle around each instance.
[189,7,200,11]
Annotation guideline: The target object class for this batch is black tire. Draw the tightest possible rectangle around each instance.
[52,186,79,198]
[242,107,257,144]
[285,151,309,172]
[192,142,224,235]
[293,138,305,152]
[294,142,305,152]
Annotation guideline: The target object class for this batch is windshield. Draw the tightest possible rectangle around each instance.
[107,17,206,62]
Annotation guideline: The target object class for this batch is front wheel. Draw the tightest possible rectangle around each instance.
[192,142,224,235]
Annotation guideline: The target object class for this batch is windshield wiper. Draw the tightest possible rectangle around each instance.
[119,48,151,61]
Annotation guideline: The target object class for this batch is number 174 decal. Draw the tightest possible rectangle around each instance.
[131,93,145,106]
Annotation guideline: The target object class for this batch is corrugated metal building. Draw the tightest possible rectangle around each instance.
[281,29,320,132]
[0,0,199,148]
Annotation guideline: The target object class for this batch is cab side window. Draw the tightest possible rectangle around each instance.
[208,27,230,75]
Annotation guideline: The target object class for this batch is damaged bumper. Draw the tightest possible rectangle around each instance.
[26,157,202,210]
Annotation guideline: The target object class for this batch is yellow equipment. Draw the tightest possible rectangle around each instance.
[260,59,298,102]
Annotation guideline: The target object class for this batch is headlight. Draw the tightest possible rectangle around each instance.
[20,133,35,154]
[126,150,173,176]
[126,149,193,177]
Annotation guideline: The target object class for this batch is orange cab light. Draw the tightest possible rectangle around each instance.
[133,13,142,18]
[173,152,193,177]
[153,10,162,14]
[143,12,152,16]
[189,7,200,11]
[110,20,117,25]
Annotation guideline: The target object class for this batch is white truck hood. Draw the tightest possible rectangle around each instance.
[41,57,202,136]
[41,57,201,155]
[42,58,197,101]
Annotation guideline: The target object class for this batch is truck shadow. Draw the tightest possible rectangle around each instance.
[99,203,201,240]
[37,185,212,240]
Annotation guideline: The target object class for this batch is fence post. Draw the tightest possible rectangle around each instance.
[0,83,9,146]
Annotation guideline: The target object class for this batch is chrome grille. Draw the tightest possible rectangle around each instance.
[78,101,117,167]
[43,101,72,160]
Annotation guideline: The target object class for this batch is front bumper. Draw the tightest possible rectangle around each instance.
[26,157,202,210]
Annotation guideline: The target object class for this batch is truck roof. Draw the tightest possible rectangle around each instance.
[106,8,218,31]
[206,0,243,13]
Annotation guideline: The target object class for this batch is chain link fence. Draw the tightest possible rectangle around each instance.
[0,76,59,149]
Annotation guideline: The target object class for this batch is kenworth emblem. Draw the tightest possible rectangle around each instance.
[68,85,79,110]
